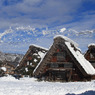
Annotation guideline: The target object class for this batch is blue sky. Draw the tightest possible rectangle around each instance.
[0,0,95,54]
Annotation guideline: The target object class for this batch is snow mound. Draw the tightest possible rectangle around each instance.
[0,75,17,81]
[0,76,95,95]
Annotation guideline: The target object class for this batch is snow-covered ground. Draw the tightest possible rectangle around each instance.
[0,76,95,95]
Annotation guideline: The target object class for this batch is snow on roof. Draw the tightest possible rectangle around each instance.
[65,42,95,75]
[88,43,95,48]
[38,51,45,58]
[30,44,48,51]
[33,52,47,74]
[25,68,28,72]
[54,35,78,47]
[1,67,6,72]
[34,59,38,62]
[33,35,95,75]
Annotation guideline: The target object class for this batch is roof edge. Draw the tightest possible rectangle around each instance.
[54,35,78,47]
[30,44,48,51]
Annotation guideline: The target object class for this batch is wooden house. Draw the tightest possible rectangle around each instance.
[33,35,95,82]
[1,61,15,75]
[84,44,95,68]
[16,45,48,76]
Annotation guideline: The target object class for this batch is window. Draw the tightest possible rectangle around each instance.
[57,52,66,62]
[59,64,64,67]
[7,68,11,70]
[64,63,73,68]
[50,63,58,68]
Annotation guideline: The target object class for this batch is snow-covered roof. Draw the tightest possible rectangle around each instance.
[30,44,48,51]
[54,35,78,47]
[88,43,95,48]
[33,35,95,75]
[65,42,95,75]
[54,35,95,75]
[33,52,47,74]
[33,51,47,73]
[1,67,6,72]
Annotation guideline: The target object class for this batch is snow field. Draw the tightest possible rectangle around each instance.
[0,76,95,95]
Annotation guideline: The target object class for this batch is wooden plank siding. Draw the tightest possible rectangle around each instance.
[33,37,93,82]
[84,45,95,79]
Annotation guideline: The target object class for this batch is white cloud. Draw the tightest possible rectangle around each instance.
[0,0,95,54]
[60,28,66,33]
[0,0,82,29]
[0,26,95,54]
[0,27,13,42]
[16,26,35,33]
[0,0,94,31]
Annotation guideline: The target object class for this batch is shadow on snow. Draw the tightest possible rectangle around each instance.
[66,90,95,95]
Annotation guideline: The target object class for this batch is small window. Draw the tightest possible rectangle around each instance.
[50,63,58,68]
[53,53,57,56]
[7,68,11,70]
[64,63,73,68]
[59,64,64,67]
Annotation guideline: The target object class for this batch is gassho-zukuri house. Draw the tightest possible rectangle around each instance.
[33,35,95,82]
[16,45,48,76]
[85,44,95,68]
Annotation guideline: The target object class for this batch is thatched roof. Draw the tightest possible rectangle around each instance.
[33,35,95,76]
[18,44,48,68]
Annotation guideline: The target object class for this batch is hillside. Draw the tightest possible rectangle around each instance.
[0,51,23,67]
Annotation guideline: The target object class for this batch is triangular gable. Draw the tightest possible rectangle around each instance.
[65,42,95,75]
[17,44,48,69]
[85,44,95,58]
[85,43,95,68]
[33,35,95,79]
